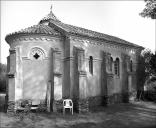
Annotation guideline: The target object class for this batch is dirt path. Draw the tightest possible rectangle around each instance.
[0,101,156,128]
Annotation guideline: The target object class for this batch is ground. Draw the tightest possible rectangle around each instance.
[0,101,156,128]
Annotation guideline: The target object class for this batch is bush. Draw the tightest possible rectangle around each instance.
[144,90,156,102]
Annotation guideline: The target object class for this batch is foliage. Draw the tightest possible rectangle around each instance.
[144,51,156,92]
[149,52,156,75]
[144,90,156,102]
[0,63,7,92]
[137,49,156,97]
[37,104,47,112]
[136,51,147,91]
[137,49,156,89]
[14,99,39,121]
[141,49,153,76]
[140,0,156,19]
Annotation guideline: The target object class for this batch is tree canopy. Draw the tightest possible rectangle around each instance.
[149,52,156,75]
[141,49,156,77]
[136,49,156,90]
[140,0,156,19]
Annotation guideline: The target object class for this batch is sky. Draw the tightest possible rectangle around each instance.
[1,1,155,64]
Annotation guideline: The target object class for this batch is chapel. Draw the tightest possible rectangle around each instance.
[5,7,144,113]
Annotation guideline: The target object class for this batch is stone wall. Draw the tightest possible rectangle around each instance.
[78,99,89,113]
[7,35,64,113]
[69,35,139,112]
[6,29,140,114]
[72,98,89,113]
[107,93,122,104]
[70,36,138,100]
[53,99,63,112]
[7,101,15,114]
[88,96,105,107]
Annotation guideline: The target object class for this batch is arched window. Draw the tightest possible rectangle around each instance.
[114,58,120,76]
[89,56,93,75]
[130,60,133,72]
[110,57,113,72]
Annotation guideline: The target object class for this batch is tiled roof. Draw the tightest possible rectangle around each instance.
[5,24,61,42]
[50,20,141,48]
[18,24,60,35]
[5,9,143,49]
[39,9,141,48]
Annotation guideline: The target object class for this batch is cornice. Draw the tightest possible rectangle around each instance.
[9,48,16,54]
[22,56,49,61]
[70,36,138,54]
[6,34,63,45]
[69,33,143,49]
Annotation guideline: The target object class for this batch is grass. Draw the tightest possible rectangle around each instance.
[0,101,156,128]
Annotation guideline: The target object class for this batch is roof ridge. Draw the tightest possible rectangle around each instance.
[50,20,142,48]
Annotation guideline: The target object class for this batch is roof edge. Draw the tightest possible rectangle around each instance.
[49,20,144,49]
[5,33,62,45]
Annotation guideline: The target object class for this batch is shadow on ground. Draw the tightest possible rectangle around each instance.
[0,101,156,128]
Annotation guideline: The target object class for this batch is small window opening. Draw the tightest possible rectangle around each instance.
[89,56,93,75]
[114,58,119,76]
[33,53,40,59]
[110,57,113,72]
[130,60,133,72]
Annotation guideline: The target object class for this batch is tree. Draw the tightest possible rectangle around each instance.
[0,63,7,92]
[141,49,154,76]
[136,49,156,99]
[140,49,156,78]
[140,0,156,19]
[149,52,156,76]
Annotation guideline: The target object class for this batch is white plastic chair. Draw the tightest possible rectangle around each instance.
[63,99,73,115]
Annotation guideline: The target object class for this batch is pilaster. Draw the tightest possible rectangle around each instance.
[7,48,16,102]
[15,46,23,101]
[101,51,115,105]
[63,36,72,98]
[7,47,23,113]
[121,53,130,103]
[52,48,63,112]
[73,47,88,113]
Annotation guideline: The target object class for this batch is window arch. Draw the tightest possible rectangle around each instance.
[114,58,120,76]
[30,47,45,60]
[89,56,93,75]
[130,60,133,72]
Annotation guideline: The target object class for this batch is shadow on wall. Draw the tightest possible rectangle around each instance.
[23,60,50,101]
[0,93,7,112]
